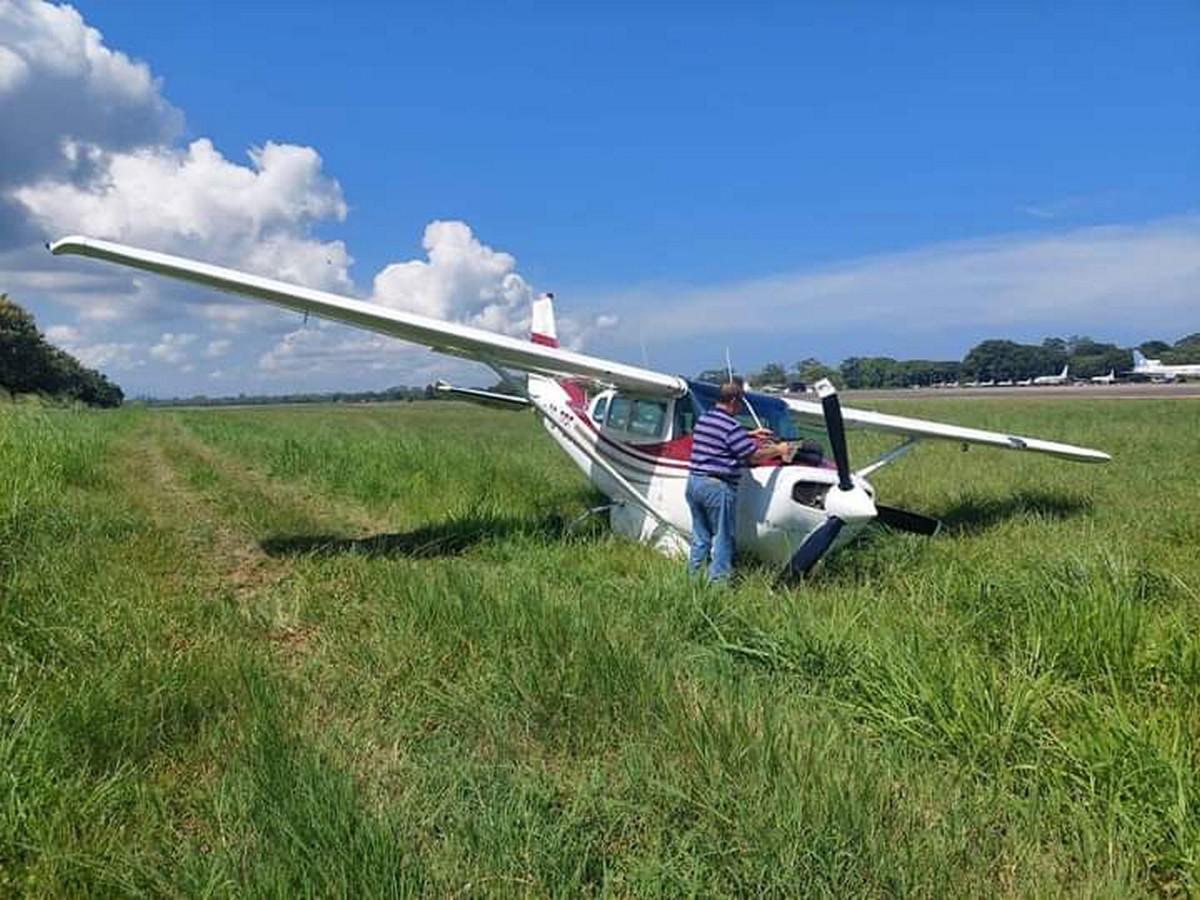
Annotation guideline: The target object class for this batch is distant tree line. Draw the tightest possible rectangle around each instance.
[0,294,123,407]
[1141,333,1200,365]
[142,385,435,407]
[709,333,1200,391]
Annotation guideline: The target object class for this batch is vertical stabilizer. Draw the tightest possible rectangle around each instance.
[531,292,558,347]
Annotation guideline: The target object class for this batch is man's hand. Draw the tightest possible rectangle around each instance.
[749,440,794,465]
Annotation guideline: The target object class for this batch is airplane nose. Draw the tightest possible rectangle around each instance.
[823,484,877,524]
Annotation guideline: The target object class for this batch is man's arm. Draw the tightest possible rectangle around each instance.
[728,421,792,466]
[750,441,792,464]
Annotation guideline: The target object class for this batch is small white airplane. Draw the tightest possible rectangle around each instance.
[1033,364,1070,386]
[1090,370,1116,385]
[1132,349,1200,382]
[50,236,1111,577]
[1016,377,1033,387]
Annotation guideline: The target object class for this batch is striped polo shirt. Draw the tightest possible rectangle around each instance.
[688,408,758,482]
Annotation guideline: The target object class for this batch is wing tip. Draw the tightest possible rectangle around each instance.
[49,235,91,256]
[1055,446,1111,463]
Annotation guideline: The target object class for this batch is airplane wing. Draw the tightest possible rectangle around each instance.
[49,236,686,398]
[783,396,1110,463]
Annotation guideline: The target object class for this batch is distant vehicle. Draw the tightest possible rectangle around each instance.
[50,234,1111,577]
[1033,364,1070,386]
[997,379,1014,387]
[978,379,996,387]
[1090,370,1117,385]
[1016,377,1033,387]
[1132,350,1200,382]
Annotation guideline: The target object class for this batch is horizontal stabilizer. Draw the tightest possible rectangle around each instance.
[434,381,530,408]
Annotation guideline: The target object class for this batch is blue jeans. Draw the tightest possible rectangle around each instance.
[686,473,738,582]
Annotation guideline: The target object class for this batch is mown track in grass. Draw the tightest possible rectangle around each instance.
[2,399,1198,895]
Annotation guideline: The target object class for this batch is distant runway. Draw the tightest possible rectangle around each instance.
[839,383,1200,402]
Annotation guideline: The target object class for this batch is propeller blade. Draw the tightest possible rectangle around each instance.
[786,516,844,578]
[876,504,942,536]
[815,380,852,491]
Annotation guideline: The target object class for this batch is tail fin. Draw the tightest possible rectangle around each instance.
[1061,364,1069,378]
[1132,349,1147,368]
[531,292,558,348]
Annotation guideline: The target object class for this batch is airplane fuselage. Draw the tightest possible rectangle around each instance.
[528,375,869,566]
[1134,360,1200,381]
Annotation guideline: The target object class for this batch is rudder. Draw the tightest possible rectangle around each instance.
[531,292,558,348]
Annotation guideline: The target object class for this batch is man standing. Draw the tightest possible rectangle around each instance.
[686,381,792,582]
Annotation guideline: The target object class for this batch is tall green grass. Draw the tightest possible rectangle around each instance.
[2,398,1198,895]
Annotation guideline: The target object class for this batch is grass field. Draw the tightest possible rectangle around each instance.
[2,397,1198,896]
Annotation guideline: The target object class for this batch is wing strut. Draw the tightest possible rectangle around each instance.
[528,395,684,538]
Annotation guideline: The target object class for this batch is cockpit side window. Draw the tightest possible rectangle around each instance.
[606,396,633,431]
[674,401,696,436]
[591,395,609,424]
[629,399,667,438]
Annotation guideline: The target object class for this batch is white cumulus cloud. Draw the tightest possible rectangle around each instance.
[206,339,231,358]
[366,219,616,350]
[372,220,533,334]
[148,331,196,366]
[0,0,181,244]
[2,2,619,397]
[15,138,352,293]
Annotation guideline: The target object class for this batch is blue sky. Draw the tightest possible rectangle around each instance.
[3,1,1198,394]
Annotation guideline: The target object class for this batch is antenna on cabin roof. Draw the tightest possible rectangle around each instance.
[723,346,765,431]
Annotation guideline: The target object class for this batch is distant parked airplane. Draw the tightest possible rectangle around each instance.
[1033,364,1070,386]
[1090,370,1116,385]
[1132,350,1200,382]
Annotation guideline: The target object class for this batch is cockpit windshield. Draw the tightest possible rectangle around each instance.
[685,380,827,448]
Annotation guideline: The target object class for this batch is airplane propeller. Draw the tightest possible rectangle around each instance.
[876,504,941,536]
[786,380,941,578]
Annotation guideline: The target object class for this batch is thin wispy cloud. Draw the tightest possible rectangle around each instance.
[601,217,1200,352]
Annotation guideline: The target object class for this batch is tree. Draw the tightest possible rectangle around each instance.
[792,357,842,387]
[1042,337,1067,354]
[963,339,1066,380]
[1165,333,1200,363]
[0,293,123,407]
[754,362,787,386]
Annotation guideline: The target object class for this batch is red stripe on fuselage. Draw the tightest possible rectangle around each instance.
[531,332,558,347]
[555,381,832,473]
